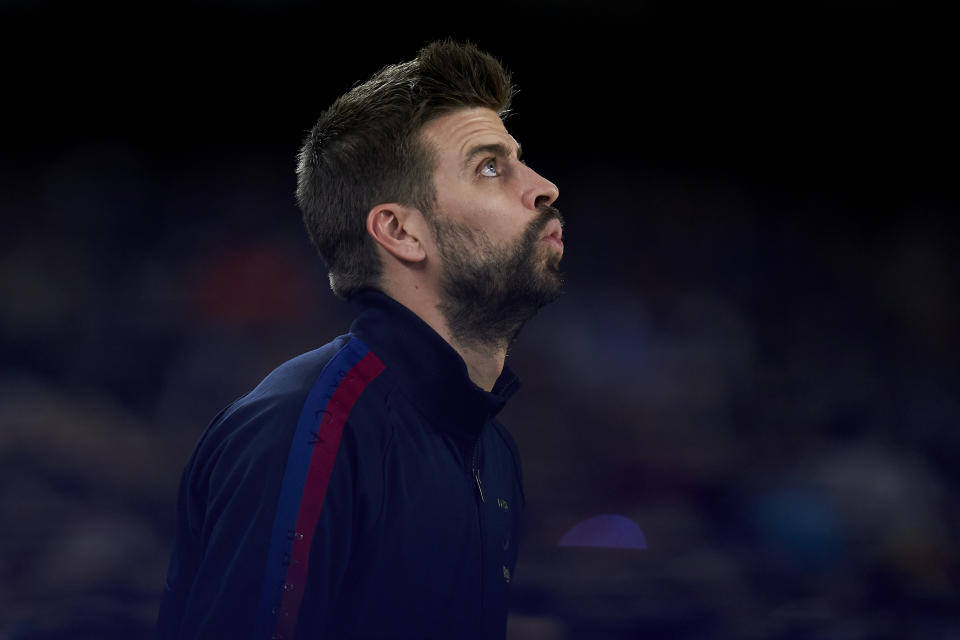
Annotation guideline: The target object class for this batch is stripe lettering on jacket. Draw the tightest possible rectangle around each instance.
[253,338,385,639]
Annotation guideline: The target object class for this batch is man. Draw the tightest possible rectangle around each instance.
[158,40,564,639]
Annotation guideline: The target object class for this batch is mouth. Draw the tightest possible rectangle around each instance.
[540,218,564,251]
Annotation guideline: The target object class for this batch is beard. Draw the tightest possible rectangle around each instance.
[431,204,565,351]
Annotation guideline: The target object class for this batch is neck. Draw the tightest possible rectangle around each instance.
[380,279,506,392]
[448,339,507,392]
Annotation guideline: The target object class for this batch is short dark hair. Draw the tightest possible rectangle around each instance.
[296,40,514,298]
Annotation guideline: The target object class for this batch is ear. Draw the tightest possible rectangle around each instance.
[366,203,428,263]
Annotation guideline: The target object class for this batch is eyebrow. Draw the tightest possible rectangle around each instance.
[462,142,523,171]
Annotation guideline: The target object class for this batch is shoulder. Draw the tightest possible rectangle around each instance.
[188,335,393,481]
[210,336,352,441]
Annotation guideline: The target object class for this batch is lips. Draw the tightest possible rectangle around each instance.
[540,217,564,250]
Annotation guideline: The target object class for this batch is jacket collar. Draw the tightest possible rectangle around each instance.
[347,289,520,437]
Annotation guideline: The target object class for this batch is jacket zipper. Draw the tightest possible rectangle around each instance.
[471,436,486,625]
[471,439,485,503]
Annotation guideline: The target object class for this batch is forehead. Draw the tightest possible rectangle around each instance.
[421,107,519,164]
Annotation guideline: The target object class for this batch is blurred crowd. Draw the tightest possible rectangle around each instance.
[1,137,957,639]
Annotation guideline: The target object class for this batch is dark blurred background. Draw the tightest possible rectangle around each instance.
[1,1,957,638]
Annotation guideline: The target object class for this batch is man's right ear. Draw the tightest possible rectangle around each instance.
[365,203,428,263]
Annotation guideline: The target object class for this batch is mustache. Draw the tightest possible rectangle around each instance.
[531,204,565,234]
[520,204,565,251]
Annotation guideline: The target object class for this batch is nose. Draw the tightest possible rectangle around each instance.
[521,164,559,211]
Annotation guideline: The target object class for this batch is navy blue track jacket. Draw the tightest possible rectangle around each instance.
[158,290,525,639]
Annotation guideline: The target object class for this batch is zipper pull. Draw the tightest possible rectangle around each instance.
[473,467,486,503]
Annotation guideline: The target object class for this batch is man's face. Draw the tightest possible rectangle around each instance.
[419,107,564,347]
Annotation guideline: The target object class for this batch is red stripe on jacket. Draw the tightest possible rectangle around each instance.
[274,350,385,639]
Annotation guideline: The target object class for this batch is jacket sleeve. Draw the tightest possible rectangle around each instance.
[157,390,370,640]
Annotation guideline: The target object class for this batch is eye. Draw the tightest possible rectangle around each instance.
[479,159,499,177]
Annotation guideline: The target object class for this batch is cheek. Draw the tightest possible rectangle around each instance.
[442,188,525,241]
[494,220,529,249]
[480,201,525,234]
